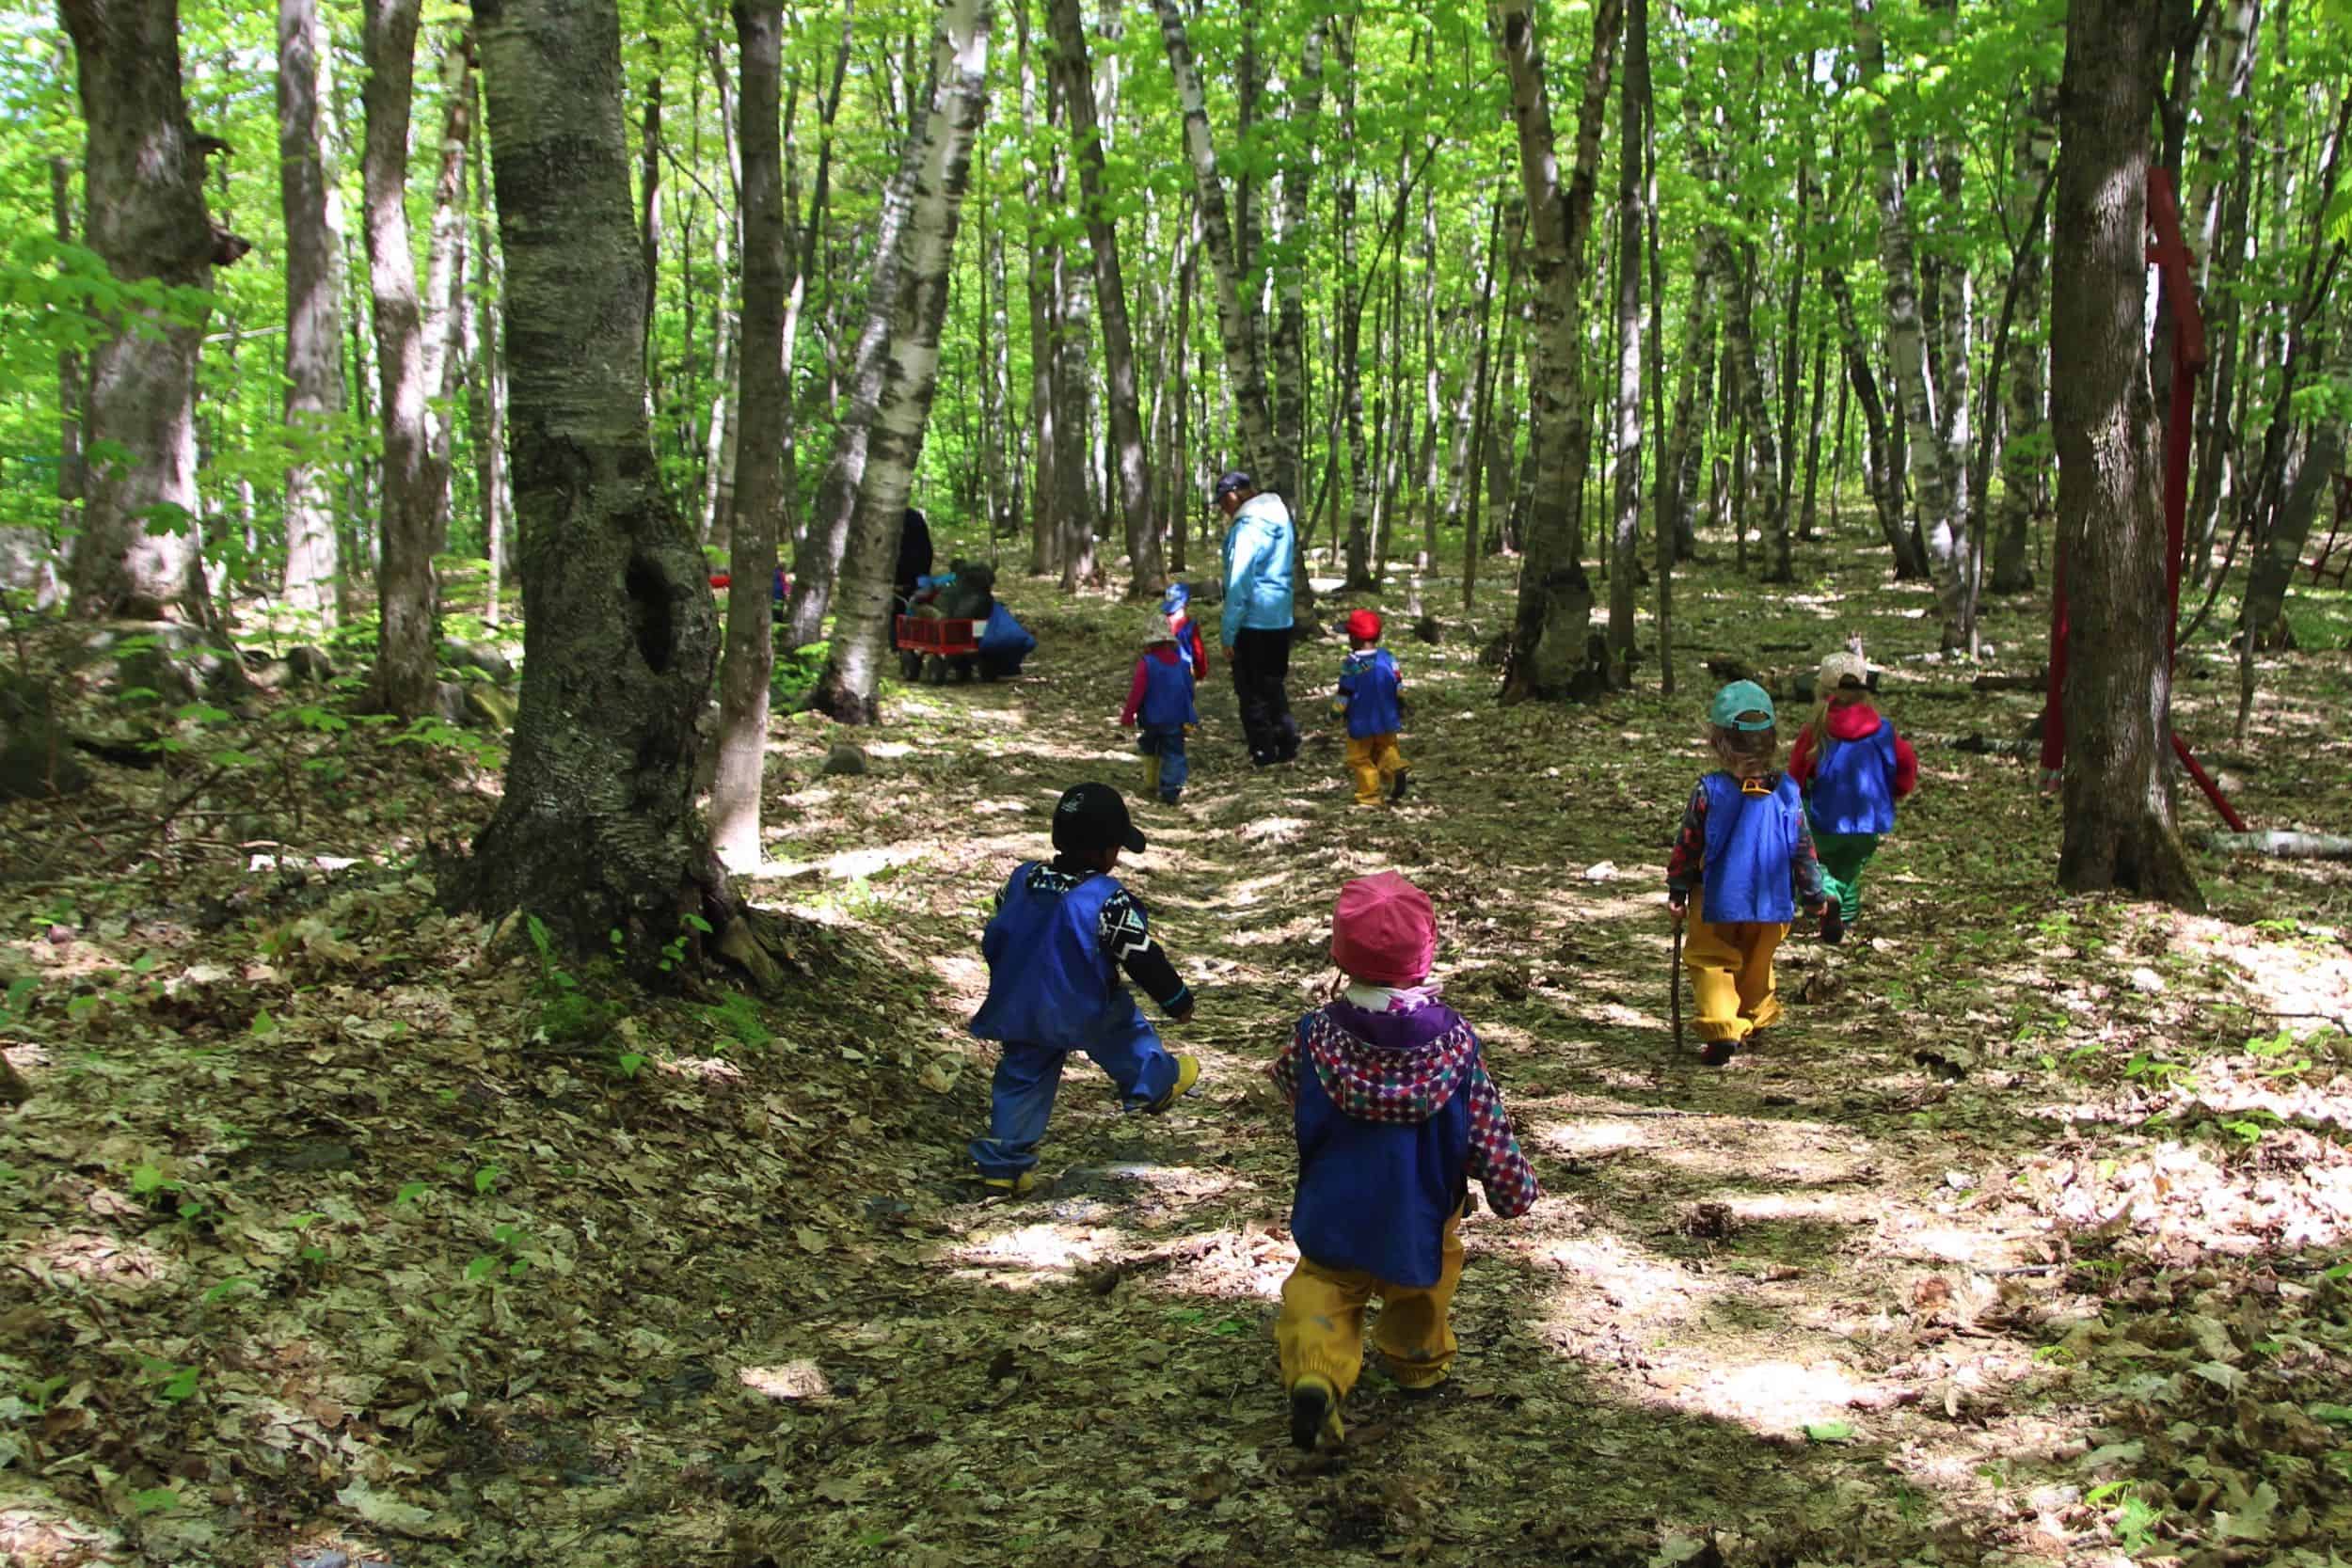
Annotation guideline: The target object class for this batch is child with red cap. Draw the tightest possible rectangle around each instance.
[1330,610,1411,806]
[1268,872,1540,1451]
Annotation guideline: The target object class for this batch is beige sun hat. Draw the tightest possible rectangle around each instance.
[1819,651,1870,691]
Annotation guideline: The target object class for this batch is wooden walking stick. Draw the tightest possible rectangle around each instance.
[1670,918,1684,1051]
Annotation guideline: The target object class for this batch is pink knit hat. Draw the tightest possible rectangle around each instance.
[1330,872,1438,986]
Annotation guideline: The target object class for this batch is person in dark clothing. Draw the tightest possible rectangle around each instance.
[1216,470,1300,767]
[892,507,935,604]
[966,784,1202,1196]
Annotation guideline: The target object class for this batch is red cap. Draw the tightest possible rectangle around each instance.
[1330,872,1437,986]
[1346,609,1383,643]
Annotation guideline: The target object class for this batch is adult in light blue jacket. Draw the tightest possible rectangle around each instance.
[1216,470,1300,766]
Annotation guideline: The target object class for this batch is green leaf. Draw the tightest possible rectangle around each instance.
[463,1255,499,1283]
[394,1180,430,1207]
[1804,1419,1856,1443]
[473,1164,501,1195]
[249,1008,278,1038]
[158,1366,200,1402]
[131,1487,183,1515]
[200,1276,257,1305]
[2311,1402,2352,1425]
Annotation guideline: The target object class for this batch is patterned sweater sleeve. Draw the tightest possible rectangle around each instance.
[1100,887,1191,1015]
[1664,784,1708,898]
[1462,1053,1540,1219]
[1268,1019,1303,1107]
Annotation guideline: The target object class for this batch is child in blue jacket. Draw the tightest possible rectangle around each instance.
[1331,610,1411,806]
[1665,682,1836,1066]
[967,784,1200,1196]
[1122,605,1201,806]
[1269,873,1540,1450]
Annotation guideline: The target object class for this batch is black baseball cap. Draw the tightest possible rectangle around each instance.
[1213,469,1253,502]
[1052,782,1147,854]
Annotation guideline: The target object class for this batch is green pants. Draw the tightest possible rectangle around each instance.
[1813,832,1881,923]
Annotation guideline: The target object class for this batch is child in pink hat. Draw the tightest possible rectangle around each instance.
[1266,872,1540,1451]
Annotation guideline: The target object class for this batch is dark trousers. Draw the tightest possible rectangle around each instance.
[1231,626,1299,764]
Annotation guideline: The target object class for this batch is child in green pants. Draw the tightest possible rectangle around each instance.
[1788,653,1918,927]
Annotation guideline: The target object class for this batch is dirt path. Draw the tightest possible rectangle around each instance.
[711,571,2352,1568]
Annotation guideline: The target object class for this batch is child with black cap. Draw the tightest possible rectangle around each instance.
[966,783,1202,1196]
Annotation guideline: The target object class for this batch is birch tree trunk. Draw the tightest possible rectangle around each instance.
[453,0,732,969]
[1857,0,1963,646]
[61,0,240,624]
[422,31,476,556]
[783,67,929,646]
[1992,92,2057,595]
[1018,4,1057,578]
[2052,0,2202,909]
[1606,0,1648,674]
[1494,0,1620,701]
[1047,0,1160,596]
[1269,17,1326,509]
[1151,0,1276,484]
[1334,19,1375,591]
[710,0,789,873]
[278,0,343,624]
[363,0,448,717]
[812,0,994,724]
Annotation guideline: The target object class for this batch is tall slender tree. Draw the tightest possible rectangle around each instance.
[277,0,343,624]
[1606,0,1648,673]
[710,0,790,873]
[1494,0,1620,700]
[812,0,996,723]
[362,0,447,716]
[1047,0,1160,595]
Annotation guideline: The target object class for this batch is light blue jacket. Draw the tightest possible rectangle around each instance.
[1220,492,1295,645]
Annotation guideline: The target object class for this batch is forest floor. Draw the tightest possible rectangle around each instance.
[5,534,2352,1568]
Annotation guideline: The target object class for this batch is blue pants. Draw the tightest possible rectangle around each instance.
[1138,727,1188,799]
[968,1005,1181,1179]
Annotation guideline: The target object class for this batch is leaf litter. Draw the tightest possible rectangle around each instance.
[1,553,2350,1565]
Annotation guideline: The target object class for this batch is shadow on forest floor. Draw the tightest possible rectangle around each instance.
[3,537,2352,1566]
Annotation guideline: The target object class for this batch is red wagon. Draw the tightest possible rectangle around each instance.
[894,615,980,657]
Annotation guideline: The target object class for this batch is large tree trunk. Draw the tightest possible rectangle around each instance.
[811,0,994,723]
[1047,68,1096,594]
[363,0,449,717]
[1494,0,1620,701]
[1047,0,1159,596]
[278,0,343,624]
[710,0,789,873]
[1605,0,1647,675]
[454,0,730,966]
[1019,3,1058,578]
[1992,90,2057,595]
[1661,258,1711,564]
[62,0,240,624]
[2051,0,2202,910]
[1856,0,1963,646]
[1151,0,1276,485]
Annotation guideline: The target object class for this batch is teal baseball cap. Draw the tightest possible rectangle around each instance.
[1708,680,1777,731]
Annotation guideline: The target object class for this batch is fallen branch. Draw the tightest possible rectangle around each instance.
[2204,830,2352,860]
